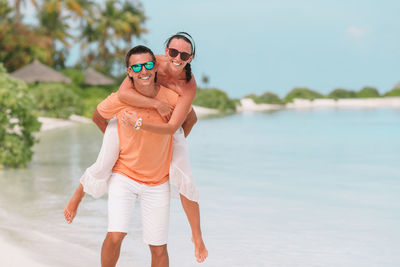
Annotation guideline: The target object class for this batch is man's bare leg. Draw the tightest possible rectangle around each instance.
[149,244,169,267]
[180,194,208,262]
[101,232,126,267]
[64,184,85,223]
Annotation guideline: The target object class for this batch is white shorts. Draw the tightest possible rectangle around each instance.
[108,173,170,245]
[80,118,199,202]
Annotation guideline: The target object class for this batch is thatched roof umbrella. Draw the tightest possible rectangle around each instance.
[394,82,400,89]
[10,59,72,83]
[84,68,114,86]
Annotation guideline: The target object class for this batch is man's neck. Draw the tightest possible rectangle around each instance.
[133,81,159,98]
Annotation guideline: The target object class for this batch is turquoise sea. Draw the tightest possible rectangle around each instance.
[0,108,399,266]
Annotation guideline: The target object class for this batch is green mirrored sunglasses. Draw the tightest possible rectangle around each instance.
[130,61,155,73]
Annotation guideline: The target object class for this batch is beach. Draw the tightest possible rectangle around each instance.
[1,109,400,266]
[0,235,49,267]
[238,96,400,112]
[37,97,400,132]
[38,106,219,132]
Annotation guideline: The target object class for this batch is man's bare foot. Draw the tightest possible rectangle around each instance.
[64,185,85,224]
[192,237,208,263]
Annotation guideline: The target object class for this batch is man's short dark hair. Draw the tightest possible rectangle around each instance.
[125,45,156,67]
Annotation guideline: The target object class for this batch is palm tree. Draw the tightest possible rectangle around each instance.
[119,1,147,45]
[14,0,38,22]
[0,0,13,21]
[38,0,95,68]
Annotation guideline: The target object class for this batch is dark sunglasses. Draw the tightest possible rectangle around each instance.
[130,61,155,73]
[168,48,191,61]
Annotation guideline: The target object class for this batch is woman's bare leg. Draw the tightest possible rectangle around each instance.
[179,194,208,262]
[64,183,85,224]
[63,118,119,224]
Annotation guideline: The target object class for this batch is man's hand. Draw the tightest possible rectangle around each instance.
[121,110,139,128]
[155,101,173,122]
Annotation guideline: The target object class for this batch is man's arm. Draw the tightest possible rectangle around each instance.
[92,108,108,133]
[117,76,173,120]
[181,108,197,137]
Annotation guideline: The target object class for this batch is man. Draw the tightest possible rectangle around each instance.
[93,45,184,267]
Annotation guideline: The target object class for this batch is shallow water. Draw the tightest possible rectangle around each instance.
[1,108,399,266]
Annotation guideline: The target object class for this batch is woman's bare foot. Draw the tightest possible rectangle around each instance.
[64,184,85,224]
[192,236,208,263]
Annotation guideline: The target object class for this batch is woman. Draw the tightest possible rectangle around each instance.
[64,32,208,262]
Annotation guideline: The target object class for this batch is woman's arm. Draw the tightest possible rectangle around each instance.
[181,108,197,137]
[121,76,197,135]
[117,76,173,120]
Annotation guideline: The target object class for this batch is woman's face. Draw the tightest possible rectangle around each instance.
[165,38,193,71]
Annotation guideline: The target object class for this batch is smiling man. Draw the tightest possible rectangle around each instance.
[92,45,179,267]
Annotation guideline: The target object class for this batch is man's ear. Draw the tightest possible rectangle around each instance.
[126,67,133,77]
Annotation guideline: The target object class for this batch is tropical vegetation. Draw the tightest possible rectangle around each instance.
[0,0,146,74]
[384,88,400,97]
[284,88,325,103]
[245,92,283,104]
[327,89,357,99]
[246,86,399,105]
[193,88,236,112]
[0,64,41,168]
[356,87,380,98]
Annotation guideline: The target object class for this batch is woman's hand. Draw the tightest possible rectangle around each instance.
[156,101,174,122]
[121,110,139,128]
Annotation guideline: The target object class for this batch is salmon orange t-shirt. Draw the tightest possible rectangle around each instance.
[97,86,178,186]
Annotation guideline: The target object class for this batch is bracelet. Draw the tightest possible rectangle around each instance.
[134,118,143,130]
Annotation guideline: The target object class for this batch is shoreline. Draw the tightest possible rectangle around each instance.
[38,106,219,132]
[38,98,400,132]
[238,96,400,112]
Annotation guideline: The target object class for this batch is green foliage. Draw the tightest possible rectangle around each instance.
[328,88,357,99]
[193,88,236,112]
[75,85,116,117]
[0,0,147,74]
[357,87,380,98]
[0,21,53,72]
[0,64,41,168]
[245,92,283,104]
[60,68,85,85]
[284,88,325,103]
[0,0,12,21]
[383,88,400,97]
[29,83,85,119]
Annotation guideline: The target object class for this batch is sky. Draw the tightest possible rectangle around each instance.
[25,0,400,98]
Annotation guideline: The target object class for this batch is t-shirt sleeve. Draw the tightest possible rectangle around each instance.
[97,93,125,119]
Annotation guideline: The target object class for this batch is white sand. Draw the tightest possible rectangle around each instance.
[39,115,92,131]
[0,236,50,267]
[192,105,219,116]
[237,98,284,111]
[239,97,400,111]
[38,107,219,132]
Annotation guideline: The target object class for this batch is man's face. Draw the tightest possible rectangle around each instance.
[127,53,157,86]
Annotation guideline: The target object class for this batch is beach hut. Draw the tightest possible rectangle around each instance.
[84,68,114,86]
[10,59,72,84]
